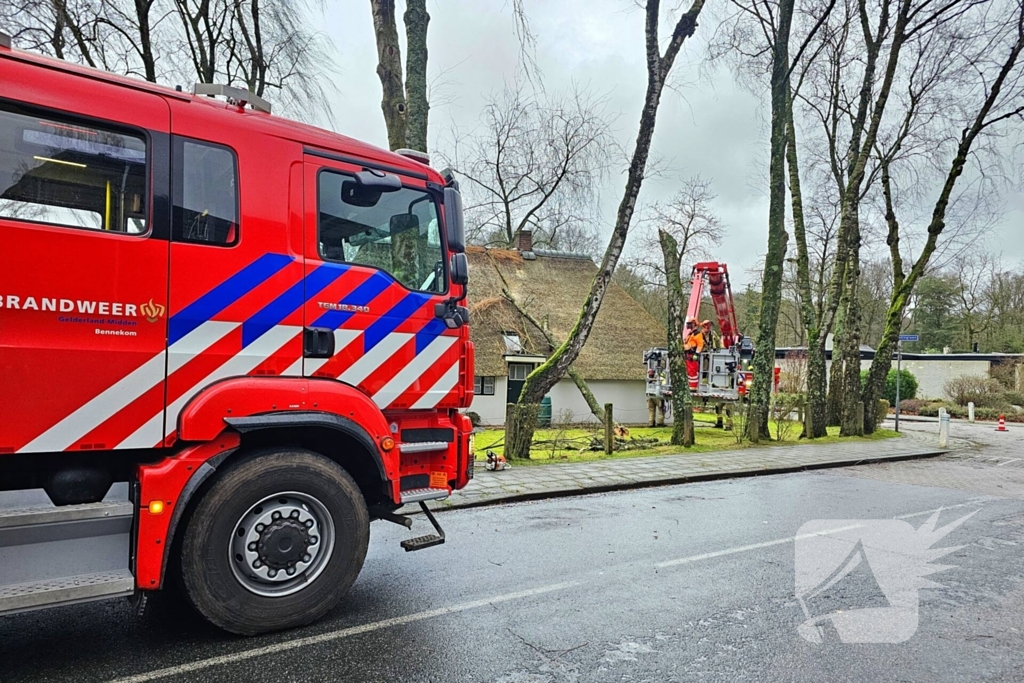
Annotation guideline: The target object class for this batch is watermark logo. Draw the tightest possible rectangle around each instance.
[795,509,976,644]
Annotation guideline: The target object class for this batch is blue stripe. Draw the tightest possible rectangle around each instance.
[415,318,448,354]
[362,292,430,352]
[240,264,345,347]
[168,253,292,346]
[312,271,393,329]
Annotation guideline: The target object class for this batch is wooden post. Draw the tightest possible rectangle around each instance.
[683,406,694,447]
[855,402,865,436]
[604,403,614,454]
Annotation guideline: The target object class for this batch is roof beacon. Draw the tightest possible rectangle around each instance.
[192,83,272,114]
[396,148,430,165]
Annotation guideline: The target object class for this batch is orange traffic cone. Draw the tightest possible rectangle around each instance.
[996,414,1009,432]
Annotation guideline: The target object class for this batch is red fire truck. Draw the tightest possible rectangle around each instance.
[0,34,474,634]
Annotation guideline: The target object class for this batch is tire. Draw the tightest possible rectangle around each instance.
[179,448,369,635]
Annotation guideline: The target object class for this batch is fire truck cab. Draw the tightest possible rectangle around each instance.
[0,37,474,634]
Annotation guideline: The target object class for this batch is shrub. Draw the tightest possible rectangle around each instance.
[918,402,967,419]
[863,369,918,405]
[944,375,1005,407]
[1001,391,1024,407]
[877,399,890,423]
[897,398,927,414]
[465,411,482,427]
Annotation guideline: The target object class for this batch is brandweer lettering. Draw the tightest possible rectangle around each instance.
[0,295,138,318]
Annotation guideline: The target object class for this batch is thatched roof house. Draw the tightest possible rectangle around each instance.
[468,244,667,379]
[466,232,668,425]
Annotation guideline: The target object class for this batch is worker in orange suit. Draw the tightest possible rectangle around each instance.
[683,317,703,390]
[701,319,720,351]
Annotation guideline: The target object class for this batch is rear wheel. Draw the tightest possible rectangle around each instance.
[179,448,369,634]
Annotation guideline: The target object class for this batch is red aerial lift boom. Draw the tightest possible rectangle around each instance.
[687,262,739,349]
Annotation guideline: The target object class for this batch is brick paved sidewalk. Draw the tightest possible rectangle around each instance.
[417,432,950,511]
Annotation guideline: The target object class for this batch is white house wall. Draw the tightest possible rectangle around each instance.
[468,378,657,426]
[778,358,993,401]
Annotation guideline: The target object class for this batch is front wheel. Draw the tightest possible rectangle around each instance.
[179,448,369,634]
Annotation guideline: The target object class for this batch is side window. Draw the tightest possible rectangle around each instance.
[0,105,148,234]
[172,137,238,245]
[317,169,444,293]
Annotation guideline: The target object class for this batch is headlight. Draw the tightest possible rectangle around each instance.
[745,379,752,387]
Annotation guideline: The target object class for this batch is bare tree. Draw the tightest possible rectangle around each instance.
[629,176,724,279]
[860,0,1024,432]
[442,85,614,252]
[6,0,335,121]
[504,0,708,460]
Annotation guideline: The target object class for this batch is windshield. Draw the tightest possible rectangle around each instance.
[318,170,444,293]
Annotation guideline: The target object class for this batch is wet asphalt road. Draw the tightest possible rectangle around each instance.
[2,468,1024,683]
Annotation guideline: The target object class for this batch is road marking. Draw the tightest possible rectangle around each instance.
[107,581,579,683]
[656,500,988,569]
[996,459,1020,467]
[655,524,865,568]
[893,499,988,519]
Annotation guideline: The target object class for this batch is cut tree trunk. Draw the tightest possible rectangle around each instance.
[659,229,694,447]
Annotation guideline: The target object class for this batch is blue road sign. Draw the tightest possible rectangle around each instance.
[899,334,919,342]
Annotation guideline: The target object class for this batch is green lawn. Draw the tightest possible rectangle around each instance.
[473,416,899,466]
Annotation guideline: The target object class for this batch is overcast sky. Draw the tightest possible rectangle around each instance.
[318,0,1023,288]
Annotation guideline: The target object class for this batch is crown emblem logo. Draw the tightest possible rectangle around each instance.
[140,299,165,323]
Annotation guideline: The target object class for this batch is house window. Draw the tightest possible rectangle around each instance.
[502,332,522,354]
[474,376,495,395]
[508,364,531,381]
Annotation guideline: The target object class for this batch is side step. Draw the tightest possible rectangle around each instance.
[0,496,134,617]
[400,502,446,552]
[0,570,135,615]
[400,487,449,504]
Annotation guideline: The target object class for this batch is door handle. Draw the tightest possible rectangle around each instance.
[303,327,335,359]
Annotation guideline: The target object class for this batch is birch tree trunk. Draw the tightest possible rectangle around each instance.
[504,0,707,459]
[403,0,429,151]
[786,102,827,438]
[745,0,795,442]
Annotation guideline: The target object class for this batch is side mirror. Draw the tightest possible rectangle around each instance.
[443,186,465,253]
[450,252,469,286]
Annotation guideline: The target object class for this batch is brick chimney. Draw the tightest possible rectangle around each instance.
[516,229,533,253]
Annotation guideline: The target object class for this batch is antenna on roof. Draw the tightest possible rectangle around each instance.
[0,30,12,49]
[192,83,272,114]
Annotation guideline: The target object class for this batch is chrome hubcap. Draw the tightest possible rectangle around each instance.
[229,491,335,597]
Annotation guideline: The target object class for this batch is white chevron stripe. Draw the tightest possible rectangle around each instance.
[373,336,457,408]
[18,352,168,453]
[338,333,412,386]
[167,321,239,373]
[282,359,304,377]
[118,325,301,448]
[304,329,361,377]
[411,362,461,410]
